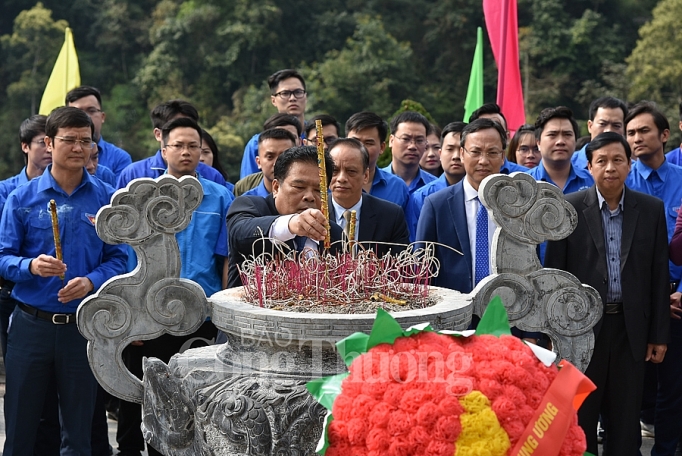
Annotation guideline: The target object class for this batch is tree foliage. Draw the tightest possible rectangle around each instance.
[0,0,675,180]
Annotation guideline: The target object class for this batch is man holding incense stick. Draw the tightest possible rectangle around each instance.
[227,145,343,288]
[0,107,127,455]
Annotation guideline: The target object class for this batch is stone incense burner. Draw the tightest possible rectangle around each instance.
[77,173,601,455]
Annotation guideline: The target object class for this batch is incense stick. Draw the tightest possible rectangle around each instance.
[48,199,64,280]
[315,120,331,249]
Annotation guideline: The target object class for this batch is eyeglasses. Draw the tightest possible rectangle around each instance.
[54,136,95,149]
[517,146,540,155]
[308,136,338,146]
[165,143,201,153]
[83,108,103,116]
[31,140,46,147]
[462,147,504,159]
[272,89,306,100]
[395,136,427,147]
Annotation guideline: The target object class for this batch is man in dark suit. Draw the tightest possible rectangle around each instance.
[414,118,507,293]
[545,132,670,455]
[227,146,342,288]
[327,138,409,257]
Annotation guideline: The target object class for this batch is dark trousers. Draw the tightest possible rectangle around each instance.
[579,313,645,455]
[3,306,99,455]
[0,292,17,359]
[116,321,217,455]
[653,318,682,456]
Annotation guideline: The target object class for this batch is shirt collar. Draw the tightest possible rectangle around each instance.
[596,185,625,212]
[150,150,167,170]
[331,196,362,225]
[462,177,479,202]
[37,164,94,195]
[633,158,669,182]
[372,166,388,185]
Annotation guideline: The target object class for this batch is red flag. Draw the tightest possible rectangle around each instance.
[483,0,526,133]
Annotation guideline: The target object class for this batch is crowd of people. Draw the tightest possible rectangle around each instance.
[0,67,681,456]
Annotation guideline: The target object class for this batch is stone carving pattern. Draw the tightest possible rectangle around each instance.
[141,356,325,456]
[473,173,603,372]
[77,175,210,403]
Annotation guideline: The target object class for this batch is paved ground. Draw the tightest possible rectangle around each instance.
[0,355,656,455]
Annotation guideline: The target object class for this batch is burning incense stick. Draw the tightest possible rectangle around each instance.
[48,199,64,280]
[315,120,331,250]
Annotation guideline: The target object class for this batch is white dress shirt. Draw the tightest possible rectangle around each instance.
[269,214,319,253]
[462,178,497,288]
[331,197,363,241]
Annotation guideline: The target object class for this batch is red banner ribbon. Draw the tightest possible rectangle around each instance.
[510,360,596,456]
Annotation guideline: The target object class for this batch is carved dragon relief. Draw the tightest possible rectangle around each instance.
[470,172,602,371]
[77,175,210,403]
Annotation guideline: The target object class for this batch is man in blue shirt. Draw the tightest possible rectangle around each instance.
[406,121,466,239]
[117,100,228,189]
[116,117,234,456]
[240,69,308,178]
[0,107,127,455]
[243,128,297,197]
[624,102,682,456]
[345,111,410,211]
[66,86,132,176]
[233,113,302,196]
[0,114,50,359]
[382,111,437,194]
[664,102,682,166]
[527,106,594,263]
[304,114,339,150]
[468,103,529,174]
[571,96,628,170]
[528,106,594,193]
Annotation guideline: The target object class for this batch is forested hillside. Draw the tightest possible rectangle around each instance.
[1,0,680,180]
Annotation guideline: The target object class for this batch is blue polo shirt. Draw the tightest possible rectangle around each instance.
[368,167,410,211]
[176,175,233,296]
[116,150,227,190]
[626,159,682,290]
[242,180,269,197]
[526,162,594,194]
[666,147,682,166]
[502,158,529,173]
[0,167,30,201]
[406,174,448,241]
[240,134,260,179]
[0,167,127,312]
[94,165,116,187]
[381,162,437,194]
[571,144,589,170]
[97,137,132,176]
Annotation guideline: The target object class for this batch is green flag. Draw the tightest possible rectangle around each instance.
[463,27,484,122]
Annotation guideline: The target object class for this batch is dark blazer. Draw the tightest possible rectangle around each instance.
[545,185,670,361]
[414,181,473,293]
[328,193,410,257]
[226,194,343,288]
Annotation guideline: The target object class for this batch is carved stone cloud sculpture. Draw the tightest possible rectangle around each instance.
[77,175,210,403]
[471,173,602,371]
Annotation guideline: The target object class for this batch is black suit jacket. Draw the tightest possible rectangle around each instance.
[226,194,343,288]
[545,185,670,361]
[329,194,410,257]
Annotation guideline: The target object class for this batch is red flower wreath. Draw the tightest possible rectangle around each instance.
[308,298,593,456]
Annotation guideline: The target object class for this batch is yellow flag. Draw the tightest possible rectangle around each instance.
[39,27,80,115]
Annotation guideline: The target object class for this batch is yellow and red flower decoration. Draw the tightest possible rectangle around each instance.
[307,297,596,456]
